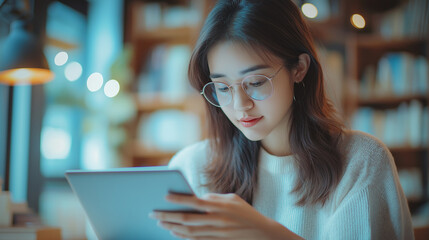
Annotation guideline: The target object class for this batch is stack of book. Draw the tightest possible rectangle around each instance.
[352,101,428,148]
[137,44,193,103]
[0,226,61,240]
[0,185,61,240]
[379,0,429,39]
[359,52,428,99]
[136,2,202,31]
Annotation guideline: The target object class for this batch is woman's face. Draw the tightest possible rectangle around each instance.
[207,41,295,143]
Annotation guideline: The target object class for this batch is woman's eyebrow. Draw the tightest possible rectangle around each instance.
[209,73,225,79]
[240,64,270,75]
[209,64,270,79]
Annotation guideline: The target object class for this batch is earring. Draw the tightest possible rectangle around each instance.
[293,82,297,102]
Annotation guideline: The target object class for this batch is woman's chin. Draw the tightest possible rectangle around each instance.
[241,131,265,142]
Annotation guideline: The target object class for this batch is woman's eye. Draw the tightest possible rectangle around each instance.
[217,87,229,92]
[249,79,267,87]
[250,81,263,87]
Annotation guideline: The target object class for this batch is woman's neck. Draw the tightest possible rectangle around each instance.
[262,138,292,156]
[261,115,292,157]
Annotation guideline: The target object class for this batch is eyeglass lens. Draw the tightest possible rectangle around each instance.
[202,75,273,107]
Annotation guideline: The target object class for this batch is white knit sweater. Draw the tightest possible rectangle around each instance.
[168,131,414,239]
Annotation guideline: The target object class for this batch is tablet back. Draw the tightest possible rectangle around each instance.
[65,166,195,240]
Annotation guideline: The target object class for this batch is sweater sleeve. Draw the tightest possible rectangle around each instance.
[323,186,414,240]
[167,140,210,197]
[323,132,414,240]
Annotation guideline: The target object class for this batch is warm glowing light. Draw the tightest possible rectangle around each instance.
[65,61,82,81]
[54,51,68,66]
[104,79,120,97]
[351,14,366,29]
[301,3,318,19]
[87,72,104,92]
[41,127,72,159]
[0,68,54,85]
[10,69,32,80]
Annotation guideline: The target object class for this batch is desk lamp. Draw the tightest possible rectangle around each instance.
[0,18,54,191]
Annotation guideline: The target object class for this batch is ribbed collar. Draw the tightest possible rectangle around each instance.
[259,147,295,174]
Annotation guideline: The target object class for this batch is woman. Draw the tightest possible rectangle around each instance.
[149,0,414,239]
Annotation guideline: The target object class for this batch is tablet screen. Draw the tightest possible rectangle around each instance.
[65,166,199,240]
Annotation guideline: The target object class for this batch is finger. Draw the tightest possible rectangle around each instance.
[169,231,189,239]
[159,221,236,238]
[171,231,222,240]
[166,194,224,212]
[201,193,236,200]
[150,212,238,227]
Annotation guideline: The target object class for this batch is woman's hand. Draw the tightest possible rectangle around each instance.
[149,193,303,240]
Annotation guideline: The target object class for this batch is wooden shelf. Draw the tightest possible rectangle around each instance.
[46,37,78,50]
[133,147,176,160]
[131,142,176,166]
[136,97,187,112]
[134,26,197,43]
[390,146,427,169]
[134,93,203,113]
[348,36,428,80]
[414,224,429,240]
[138,0,190,5]
[390,146,428,153]
[358,95,428,109]
[407,197,429,214]
[354,36,426,50]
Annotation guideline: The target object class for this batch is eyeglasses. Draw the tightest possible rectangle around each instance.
[200,66,283,107]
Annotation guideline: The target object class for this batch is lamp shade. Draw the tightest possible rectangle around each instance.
[0,20,54,85]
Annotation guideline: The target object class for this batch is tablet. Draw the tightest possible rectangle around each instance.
[65,166,199,240]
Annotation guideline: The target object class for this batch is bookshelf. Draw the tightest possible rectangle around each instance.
[124,1,429,215]
[346,35,429,213]
[125,0,211,166]
[130,93,205,166]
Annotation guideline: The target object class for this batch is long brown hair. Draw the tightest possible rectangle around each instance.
[188,0,344,206]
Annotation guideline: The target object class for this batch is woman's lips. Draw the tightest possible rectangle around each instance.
[239,116,263,128]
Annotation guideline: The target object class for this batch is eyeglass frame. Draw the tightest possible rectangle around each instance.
[200,65,284,107]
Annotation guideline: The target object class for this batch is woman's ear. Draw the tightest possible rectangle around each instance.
[292,53,310,83]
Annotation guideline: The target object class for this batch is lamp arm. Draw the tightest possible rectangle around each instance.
[4,85,13,192]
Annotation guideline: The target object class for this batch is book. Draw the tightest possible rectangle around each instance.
[379,0,429,38]
[0,226,61,240]
[0,192,12,227]
[352,101,427,148]
[138,44,192,102]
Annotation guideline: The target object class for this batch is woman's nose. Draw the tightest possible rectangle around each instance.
[232,86,253,111]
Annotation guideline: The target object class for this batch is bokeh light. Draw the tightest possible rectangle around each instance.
[302,3,318,19]
[54,51,68,66]
[104,79,120,97]
[64,61,82,81]
[351,14,366,29]
[87,72,104,92]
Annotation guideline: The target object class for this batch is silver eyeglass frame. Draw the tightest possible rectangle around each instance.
[200,66,284,107]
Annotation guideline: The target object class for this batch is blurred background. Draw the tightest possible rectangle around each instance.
[0,0,428,239]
